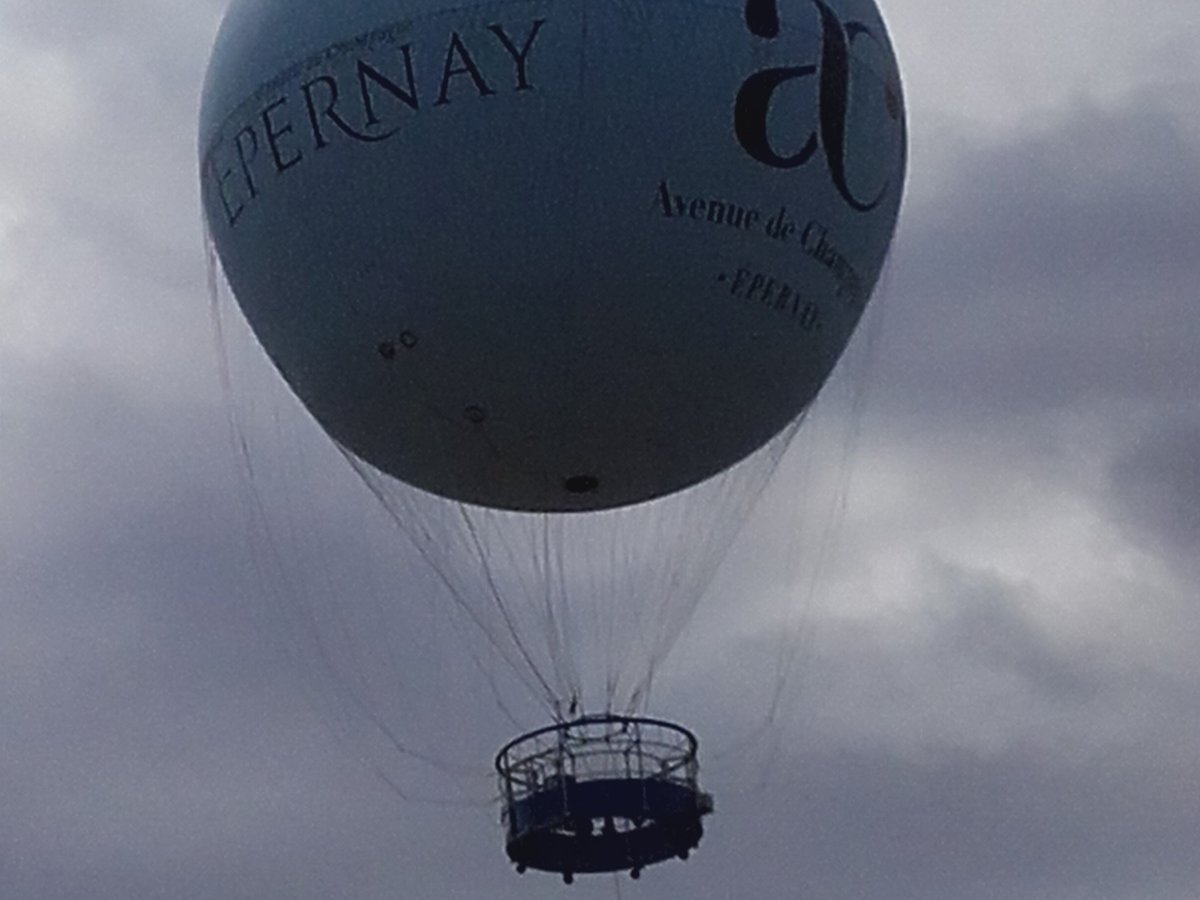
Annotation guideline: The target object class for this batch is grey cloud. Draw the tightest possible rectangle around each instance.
[918,560,1102,704]
[674,562,1200,900]
[876,92,1200,421]
[1108,419,1200,558]
[0,358,482,900]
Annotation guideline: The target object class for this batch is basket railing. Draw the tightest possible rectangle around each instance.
[495,715,700,806]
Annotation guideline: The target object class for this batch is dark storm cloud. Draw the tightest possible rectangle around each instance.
[0,354,499,899]
[853,87,1200,598]
[878,90,1200,420]
[675,546,1200,900]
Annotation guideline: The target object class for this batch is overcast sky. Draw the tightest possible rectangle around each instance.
[3,1,1199,898]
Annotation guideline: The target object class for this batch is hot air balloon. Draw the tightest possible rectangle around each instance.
[200,0,905,881]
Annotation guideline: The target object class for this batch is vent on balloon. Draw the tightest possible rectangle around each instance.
[564,475,600,495]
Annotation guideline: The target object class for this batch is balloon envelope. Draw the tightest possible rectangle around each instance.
[200,0,905,511]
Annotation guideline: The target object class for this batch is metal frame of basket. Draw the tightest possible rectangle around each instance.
[495,714,713,883]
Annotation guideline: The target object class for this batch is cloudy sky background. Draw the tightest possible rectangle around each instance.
[3,0,1199,898]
